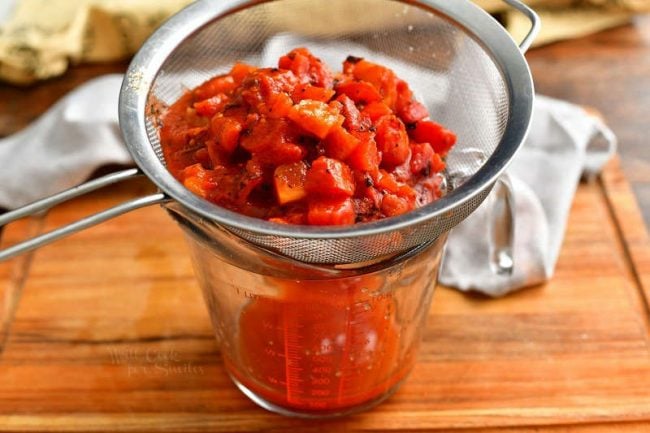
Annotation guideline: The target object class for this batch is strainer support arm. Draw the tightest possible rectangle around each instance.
[502,0,541,53]
[0,169,168,261]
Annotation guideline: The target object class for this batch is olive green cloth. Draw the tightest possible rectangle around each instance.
[478,0,648,47]
[0,0,192,85]
[0,0,648,85]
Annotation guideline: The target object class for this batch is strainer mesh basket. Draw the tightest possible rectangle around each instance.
[124,0,533,264]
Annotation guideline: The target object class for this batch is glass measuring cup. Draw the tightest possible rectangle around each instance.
[167,203,446,417]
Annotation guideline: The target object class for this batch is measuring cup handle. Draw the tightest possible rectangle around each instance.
[489,173,516,276]
[0,168,168,262]
[501,0,541,53]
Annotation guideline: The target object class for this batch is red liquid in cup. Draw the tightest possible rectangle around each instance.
[224,277,416,413]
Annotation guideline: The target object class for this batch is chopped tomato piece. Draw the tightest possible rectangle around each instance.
[229,62,256,84]
[240,69,297,112]
[194,147,211,168]
[274,161,308,205]
[194,94,229,117]
[391,60,427,124]
[210,116,243,154]
[279,48,334,88]
[346,134,380,173]
[381,193,410,217]
[337,94,369,132]
[375,115,410,167]
[342,55,364,75]
[265,92,294,119]
[376,170,400,194]
[362,101,392,122]
[335,81,382,104]
[398,100,428,124]
[410,142,445,175]
[193,75,236,100]
[350,60,399,109]
[240,118,290,153]
[324,125,361,161]
[305,156,355,198]
[292,84,335,103]
[181,164,216,197]
[287,99,344,139]
[410,120,457,155]
[307,197,355,225]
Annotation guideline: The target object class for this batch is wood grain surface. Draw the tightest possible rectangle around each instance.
[527,14,650,225]
[2,14,650,433]
[0,156,649,432]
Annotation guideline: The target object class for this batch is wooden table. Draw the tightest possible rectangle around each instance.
[2,16,650,432]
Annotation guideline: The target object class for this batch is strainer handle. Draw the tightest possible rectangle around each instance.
[502,0,541,53]
[489,174,516,276]
[0,168,168,262]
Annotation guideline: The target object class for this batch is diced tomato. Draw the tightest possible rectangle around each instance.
[229,62,256,84]
[342,55,364,75]
[210,115,243,154]
[365,186,383,210]
[324,125,361,161]
[346,134,380,173]
[240,69,297,112]
[274,162,308,205]
[430,153,445,173]
[305,156,355,198]
[194,94,229,117]
[410,120,457,155]
[194,147,211,168]
[336,94,370,132]
[257,142,306,166]
[236,175,264,205]
[265,92,294,119]
[280,49,310,76]
[279,48,334,88]
[381,193,411,217]
[410,142,445,175]
[376,170,400,194]
[397,184,417,207]
[395,79,412,112]
[350,60,399,109]
[287,99,344,139]
[395,79,430,125]
[362,101,392,122]
[181,163,216,197]
[398,100,428,124]
[375,115,410,167]
[307,197,355,225]
[193,75,236,100]
[335,81,382,104]
[240,118,292,153]
[292,84,335,103]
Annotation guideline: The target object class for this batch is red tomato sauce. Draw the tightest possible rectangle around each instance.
[159,48,456,225]
[159,49,454,413]
[225,276,419,414]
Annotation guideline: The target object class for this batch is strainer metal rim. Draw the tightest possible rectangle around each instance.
[119,0,534,240]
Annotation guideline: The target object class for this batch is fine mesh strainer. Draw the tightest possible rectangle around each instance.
[0,0,539,265]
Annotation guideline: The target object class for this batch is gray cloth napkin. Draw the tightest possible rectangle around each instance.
[439,95,616,296]
[0,75,616,296]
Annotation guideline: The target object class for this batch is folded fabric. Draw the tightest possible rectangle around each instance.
[2,0,649,84]
[0,72,616,296]
[0,75,131,208]
[439,95,616,296]
[0,0,192,85]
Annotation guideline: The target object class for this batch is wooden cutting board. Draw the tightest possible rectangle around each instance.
[1,156,650,432]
